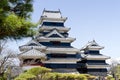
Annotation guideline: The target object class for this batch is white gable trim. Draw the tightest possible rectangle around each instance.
[24,40,45,47]
[45,29,64,38]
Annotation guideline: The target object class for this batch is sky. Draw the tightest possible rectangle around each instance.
[8,0,120,59]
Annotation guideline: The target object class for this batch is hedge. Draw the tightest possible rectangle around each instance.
[42,73,87,80]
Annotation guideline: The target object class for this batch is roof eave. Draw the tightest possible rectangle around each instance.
[39,17,67,24]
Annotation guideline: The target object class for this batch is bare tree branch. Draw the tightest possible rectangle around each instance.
[0,40,7,55]
[0,40,16,77]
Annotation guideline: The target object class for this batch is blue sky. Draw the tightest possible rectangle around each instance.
[8,0,120,59]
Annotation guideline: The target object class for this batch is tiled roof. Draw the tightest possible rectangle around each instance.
[22,40,44,46]
[86,54,110,59]
[19,49,46,58]
[42,10,62,18]
[47,45,73,48]
[87,62,108,65]
[19,40,46,51]
[81,40,104,50]
[45,29,64,38]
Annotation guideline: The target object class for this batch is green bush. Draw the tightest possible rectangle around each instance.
[26,66,51,80]
[14,77,27,80]
[65,73,76,80]
[14,67,51,80]
[0,77,5,80]
[74,74,87,80]
[42,73,87,80]
[57,73,68,80]
[14,67,97,80]
[26,66,51,76]
[42,73,56,80]
[106,75,115,80]
[83,74,96,80]
[14,73,36,80]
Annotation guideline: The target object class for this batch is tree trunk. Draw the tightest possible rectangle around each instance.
[0,72,4,77]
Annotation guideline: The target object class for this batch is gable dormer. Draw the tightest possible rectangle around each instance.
[45,29,64,38]
[19,40,46,51]
[25,40,41,46]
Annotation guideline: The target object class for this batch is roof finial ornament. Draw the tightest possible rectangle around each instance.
[58,9,61,13]
[88,41,90,43]
[43,8,46,13]
[44,8,46,11]
[92,38,96,42]
[41,8,46,17]
[58,9,62,18]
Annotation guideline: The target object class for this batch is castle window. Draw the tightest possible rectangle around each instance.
[51,41,61,46]
[42,22,64,26]
[89,50,100,54]
[47,54,77,58]
[50,54,67,58]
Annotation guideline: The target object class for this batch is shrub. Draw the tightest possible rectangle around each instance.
[65,73,75,80]
[42,73,87,80]
[74,74,87,80]
[57,73,68,80]
[26,66,51,76]
[14,73,36,80]
[14,77,27,80]
[14,67,51,80]
[0,77,5,80]
[42,73,56,80]
[26,66,51,80]
[107,75,115,80]
[83,74,96,80]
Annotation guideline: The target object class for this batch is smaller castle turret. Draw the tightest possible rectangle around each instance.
[77,40,110,76]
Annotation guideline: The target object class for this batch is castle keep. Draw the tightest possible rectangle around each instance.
[18,10,110,76]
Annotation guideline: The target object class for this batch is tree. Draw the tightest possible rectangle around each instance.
[26,67,51,80]
[14,67,51,80]
[0,40,22,80]
[0,0,36,39]
[109,59,120,79]
[0,0,36,79]
[0,40,16,78]
[0,0,33,19]
[109,65,120,80]
[14,73,36,80]
[0,13,36,39]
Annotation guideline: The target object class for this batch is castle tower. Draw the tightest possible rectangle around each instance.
[37,10,80,73]
[77,40,110,76]
[18,9,80,73]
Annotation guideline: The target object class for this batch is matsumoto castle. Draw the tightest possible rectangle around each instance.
[18,9,110,76]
